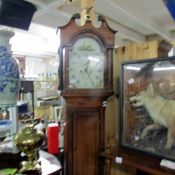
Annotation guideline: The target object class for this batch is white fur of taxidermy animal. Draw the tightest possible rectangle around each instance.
[130,83,175,149]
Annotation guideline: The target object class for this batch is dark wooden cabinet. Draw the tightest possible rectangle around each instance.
[99,147,175,175]
[20,80,34,115]
[58,15,116,175]
[0,152,62,175]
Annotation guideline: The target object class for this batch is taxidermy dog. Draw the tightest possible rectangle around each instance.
[130,83,175,149]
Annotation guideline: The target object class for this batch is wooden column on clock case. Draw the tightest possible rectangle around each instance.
[58,15,116,175]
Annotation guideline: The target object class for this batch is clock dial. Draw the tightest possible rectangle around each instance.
[68,37,105,89]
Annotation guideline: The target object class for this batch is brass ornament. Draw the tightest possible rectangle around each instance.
[13,124,44,173]
[64,0,101,27]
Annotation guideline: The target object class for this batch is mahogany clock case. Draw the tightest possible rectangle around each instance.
[119,56,175,161]
[58,15,115,97]
[58,16,116,175]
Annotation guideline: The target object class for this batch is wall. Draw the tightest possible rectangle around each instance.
[15,55,59,79]
[25,56,58,79]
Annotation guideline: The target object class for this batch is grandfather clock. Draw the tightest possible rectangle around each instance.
[58,14,116,175]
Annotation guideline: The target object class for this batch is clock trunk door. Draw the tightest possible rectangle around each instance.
[72,110,100,175]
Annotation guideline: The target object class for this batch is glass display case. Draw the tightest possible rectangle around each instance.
[120,56,175,161]
[0,105,18,138]
[20,80,61,119]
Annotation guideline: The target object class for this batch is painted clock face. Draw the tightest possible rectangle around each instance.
[68,37,105,89]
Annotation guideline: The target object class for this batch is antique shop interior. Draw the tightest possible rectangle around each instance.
[0,0,175,175]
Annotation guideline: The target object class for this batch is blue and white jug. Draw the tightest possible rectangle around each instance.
[0,30,20,106]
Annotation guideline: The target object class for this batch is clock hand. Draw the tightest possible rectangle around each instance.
[83,60,90,73]
[81,60,96,86]
[86,70,95,86]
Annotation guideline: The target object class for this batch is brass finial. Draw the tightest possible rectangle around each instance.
[65,0,101,27]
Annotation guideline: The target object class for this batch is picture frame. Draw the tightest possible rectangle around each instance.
[119,56,175,161]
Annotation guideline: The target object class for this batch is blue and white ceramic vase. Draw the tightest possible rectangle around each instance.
[0,30,20,106]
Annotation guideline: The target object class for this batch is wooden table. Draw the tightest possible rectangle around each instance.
[99,146,175,175]
[0,150,62,175]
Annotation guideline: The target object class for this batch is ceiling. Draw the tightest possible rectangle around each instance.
[24,0,175,46]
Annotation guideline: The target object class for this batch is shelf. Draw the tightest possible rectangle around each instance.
[20,79,58,83]
[0,120,12,132]
[37,95,60,101]
[35,80,58,82]
[0,104,17,108]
